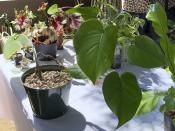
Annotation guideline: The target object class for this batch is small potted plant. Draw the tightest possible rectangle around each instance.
[47,3,82,50]
[3,31,86,119]
[21,64,72,119]
[24,47,34,61]
[13,52,23,66]
[31,22,58,61]
[2,2,100,119]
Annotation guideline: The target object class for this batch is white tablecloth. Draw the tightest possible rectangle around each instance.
[0,40,174,131]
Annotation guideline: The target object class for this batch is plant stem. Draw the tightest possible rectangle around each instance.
[35,53,43,80]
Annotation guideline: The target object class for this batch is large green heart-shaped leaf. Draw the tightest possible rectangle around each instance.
[102,71,142,128]
[3,34,32,59]
[74,19,117,84]
[128,35,165,68]
[66,7,99,20]
[136,91,161,115]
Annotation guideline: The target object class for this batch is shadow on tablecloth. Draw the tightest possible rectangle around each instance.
[10,77,108,131]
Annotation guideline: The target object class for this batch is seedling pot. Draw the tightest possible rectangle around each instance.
[14,53,23,66]
[35,43,57,61]
[164,113,175,131]
[24,47,34,61]
[21,65,71,119]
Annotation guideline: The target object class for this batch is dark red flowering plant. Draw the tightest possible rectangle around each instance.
[28,2,84,49]
[47,4,82,49]
[9,2,99,49]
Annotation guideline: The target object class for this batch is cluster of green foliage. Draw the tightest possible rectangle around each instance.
[3,4,99,60]
[73,3,175,128]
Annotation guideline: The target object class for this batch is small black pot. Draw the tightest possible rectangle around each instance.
[14,53,23,66]
[35,43,57,61]
[21,65,71,119]
[164,113,175,131]
[24,47,34,61]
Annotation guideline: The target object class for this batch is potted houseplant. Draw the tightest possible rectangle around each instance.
[13,52,23,66]
[24,47,34,61]
[127,3,175,131]
[21,64,72,119]
[47,3,82,50]
[3,32,87,119]
[3,2,100,120]
[31,22,58,61]
[73,3,143,128]
[73,2,175,130]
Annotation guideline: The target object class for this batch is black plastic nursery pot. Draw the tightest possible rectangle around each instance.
[34,43,57,61]
[164,113,175,131]
[21,65,71,119]
[24,47,34,61]
[14,53,23,66]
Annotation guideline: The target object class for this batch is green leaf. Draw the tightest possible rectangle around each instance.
[74,19,117,84]
[136,91,161,115]
[146,3,168,38]
[128,35,165,68]
[66,7,100,20]
[17,34,32,47]
[105,4,118,20]
[3,34,32,59]
[160,87,175,113]
[65,64,87,79]
[102,72,142,128]
[47,4,59,15]
[146,3,175,78]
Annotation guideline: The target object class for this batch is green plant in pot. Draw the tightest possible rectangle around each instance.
[22,64,72,119]
[22,60,88,119]
[31,22,58,61]
[73,9,142,129]
[3,32,87,119]
[2,2,99,119]
[89,3,144,69]
[47,3,99,50]
[128,3,175,131]
[73,2,175,130]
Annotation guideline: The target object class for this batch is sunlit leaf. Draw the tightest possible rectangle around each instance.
[103,72,142,128]
[74,19,117,83]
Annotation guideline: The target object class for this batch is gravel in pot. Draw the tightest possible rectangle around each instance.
[21,65,72,119]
